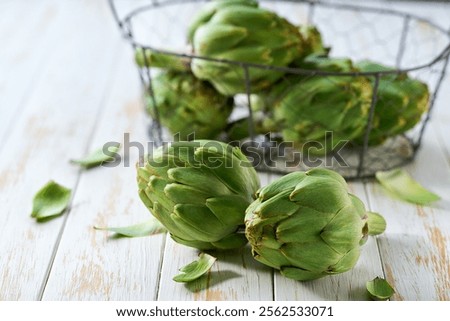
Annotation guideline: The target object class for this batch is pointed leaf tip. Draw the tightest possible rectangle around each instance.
[31,180,72,221]
[94,218,166,237]
[173,253,216,283]
[375,169,440,205]
[366,277,395,300]
[71,143,121,169]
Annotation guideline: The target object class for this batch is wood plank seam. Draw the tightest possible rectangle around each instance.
[0,49,57,156]
[37,40,124,300]
[433,125,450,168]
[155,233,169,300]
[0,0,70,157]
[264,173,277,301]
[362,180,388,281]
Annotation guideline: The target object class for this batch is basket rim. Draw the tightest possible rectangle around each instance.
[110,0,450,76]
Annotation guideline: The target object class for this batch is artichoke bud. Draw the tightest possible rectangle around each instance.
[187,0,259,43]
[145,70,234,140]
[245,168,385,281]
[255,57,373,155]
[188,0,307,95]
[138,140,260,250]
[354,60,430,145]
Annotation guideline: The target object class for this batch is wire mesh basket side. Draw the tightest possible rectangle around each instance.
[108,0,450,180]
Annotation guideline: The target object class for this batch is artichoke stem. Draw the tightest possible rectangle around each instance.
[366,212,387,236]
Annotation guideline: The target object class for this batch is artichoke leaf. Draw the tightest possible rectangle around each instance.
[321,205,365,254]
[206,195,250,226]
[281,266,325,281]
[71,143,120,169]
[375,169,440,205]
[134,48,191,71]
[173,253,217,283]
[258,172,306,200]
[31,181,72,221]
[173,204,231,239]
[366,277,395,300]
[164,183,210,205]
[281,241,342,273]
[328,247,360,274]
[94,218,167,237]
[168,167,231,196]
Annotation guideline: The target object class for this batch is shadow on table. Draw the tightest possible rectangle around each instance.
[185,270,241,293]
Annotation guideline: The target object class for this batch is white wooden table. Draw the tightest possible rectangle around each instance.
[1,0,449,301]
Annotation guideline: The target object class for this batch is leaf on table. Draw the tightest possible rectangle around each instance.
[366,277,395,301]
[71,143,120,169]
[31,180,72,221]
[375,169,440,205]
[94,218,166,237]
[173,253,217,283]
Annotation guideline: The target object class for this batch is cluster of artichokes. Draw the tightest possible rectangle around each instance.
[132,1,429,280]
[138,140,386,281]
[135,0,429,152]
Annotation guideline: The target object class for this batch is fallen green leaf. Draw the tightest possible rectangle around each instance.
[94,218,166,237]
[71,143,120,169]
[31,181,72,221]
[366,277,395,300]
[375,169,440,205]
[173,253,216,283]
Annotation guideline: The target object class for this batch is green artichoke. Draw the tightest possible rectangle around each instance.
[298,25,330,58]
[188,0,306,95]
[245,168,385,281]
[354,61,429,145]
[137,140,260,250]
[145,70,234,140]
[258,56,373,154]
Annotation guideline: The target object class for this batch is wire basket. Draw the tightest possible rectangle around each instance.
[109,0,450,180]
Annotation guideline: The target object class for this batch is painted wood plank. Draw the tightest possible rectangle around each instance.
[0,0,69,148]
[0,0,447,301]
[42,46,166,300]
[0,0,121,300]
[364,125,450,300]
[157,173,273,301]
[273,181,385,301]
[432,64,450,162]
[434,114,450,167]
[358,4,450,300]
[158,240,273,301]
[156,1,449,301]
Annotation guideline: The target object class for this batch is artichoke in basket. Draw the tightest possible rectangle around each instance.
[145,70,234,140]
[354,61,429,145]
[188,0,306,95]
[135,48,191,72]
[137,140,260,250]
[245,168,386,281]
[298,25,330,58]
[256,56,373,154]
